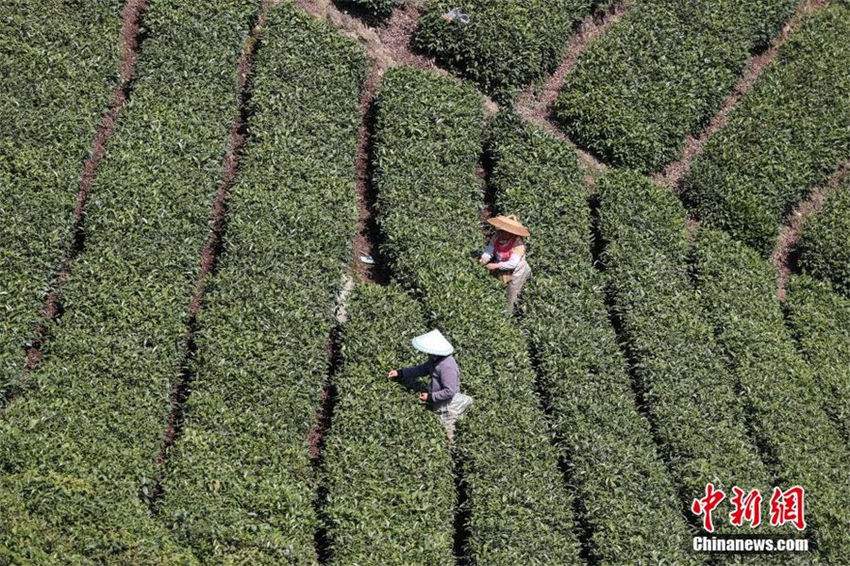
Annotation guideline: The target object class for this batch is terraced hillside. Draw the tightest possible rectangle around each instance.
[2,0,847,563]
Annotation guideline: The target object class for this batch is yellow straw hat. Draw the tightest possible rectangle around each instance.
[486,214,530,237]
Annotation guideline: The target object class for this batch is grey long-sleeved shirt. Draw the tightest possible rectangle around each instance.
[399,355,460,404]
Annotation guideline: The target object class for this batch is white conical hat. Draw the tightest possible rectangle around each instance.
[411,329,454,356]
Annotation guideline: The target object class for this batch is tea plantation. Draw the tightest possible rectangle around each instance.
[2,0,848,563]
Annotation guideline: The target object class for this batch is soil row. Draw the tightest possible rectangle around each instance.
[512,2,629,185]
[149,0,273,512]
[772,160,850,300]
[22,0,149,375]
[653,0,831,190]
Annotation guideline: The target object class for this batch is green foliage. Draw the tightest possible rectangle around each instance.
[0,0,120,396]
[554,0,798,172]
[798,175,850,297]
[596,171,770,512]
[694,229,850,562]
[784,275,850,449]
[488,113,697,564]
[157,5,366,562]
[414,0,596,100]
[0,1,258,562]
[684,4,850,254]
[373,66,582,564]
[322,284,455,564]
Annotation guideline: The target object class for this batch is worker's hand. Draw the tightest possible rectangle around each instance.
[485,263,499,271]
[478,256,488,266]
[388,369,399,379]
[418,392,429,403]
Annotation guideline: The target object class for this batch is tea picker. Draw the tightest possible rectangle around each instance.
[388,330,473,440]
[479,214,532,313]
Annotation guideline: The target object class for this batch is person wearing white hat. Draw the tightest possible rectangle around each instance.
[387,329,473,439]
[479,214,532,313]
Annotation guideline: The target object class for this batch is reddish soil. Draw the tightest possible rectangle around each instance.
[515,2,628,126]
[308,384,334,460]
[149,1,271,510]
[295,0,498,115]
[307,279,351,566]
[295,0,435,72]
[351,67,388,285]
[302,1,456,486]
[295,0,396,69]
[653,0,829,190]
[187,2,271,314]
[320,1,500,285]
[378,4,437,71]
[21,0,149,375]
[514,2,628,188]
[772,160,850,301]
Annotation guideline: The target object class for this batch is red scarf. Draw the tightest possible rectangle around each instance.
[494,235,517,262]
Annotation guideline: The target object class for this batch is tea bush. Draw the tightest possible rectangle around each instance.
[596,170,770,508]
[784,275,850,449]
[157,5,366,562]
[322,284,455,564]
[694,229,850,563]
[554,0,798,172]
[0,1,257,562]
[683,4,850,254]
[797,175,850,297]
[488,114,697,564]
[373,66,582,564]
[414,0,596,100]
[0,1,120,397]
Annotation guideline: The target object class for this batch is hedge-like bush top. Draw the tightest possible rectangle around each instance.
[554,0,798,171]
[683,4,850,254]
[798,174,850,297]
[414,0,595,100]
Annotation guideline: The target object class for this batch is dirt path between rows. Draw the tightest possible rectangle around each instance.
[301,6,429,502]
[294,0,498,113]
[350,68,389,285]
[20,0,149,376]
[307,272,354,563]
[514,2,629,187]
[772,160,850,301]
[148,0,272,512]
[296,1,496,286]
[653,0,830,190]
[295,4,483,561]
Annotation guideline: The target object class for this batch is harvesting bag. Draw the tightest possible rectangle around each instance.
[447,392,473,420]
[436,392,473,440]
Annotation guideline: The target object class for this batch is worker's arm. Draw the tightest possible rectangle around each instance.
[479,240,495,264]
[390,363,431,392]
[429,361,459,403]
[489,244,525,271]
[389,362,431,392]
[399,362,431,380]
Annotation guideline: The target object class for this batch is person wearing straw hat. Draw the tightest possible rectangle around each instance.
[388,329,473,440]
[479,214,531,313]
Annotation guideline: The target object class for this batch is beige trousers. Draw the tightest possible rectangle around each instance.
[506,263,532,313]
